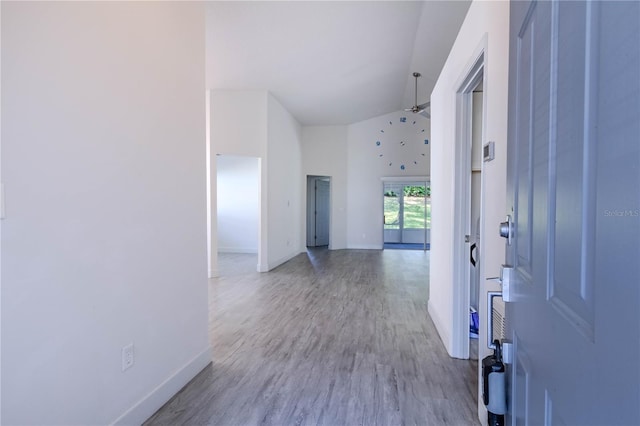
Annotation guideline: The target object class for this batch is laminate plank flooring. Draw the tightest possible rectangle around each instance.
[145,249,479,426]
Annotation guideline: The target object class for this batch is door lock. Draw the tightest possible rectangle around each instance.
[486,265,514,302]
[499,215,513,245]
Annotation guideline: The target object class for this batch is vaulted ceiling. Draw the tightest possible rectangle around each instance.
[206,1,471,126]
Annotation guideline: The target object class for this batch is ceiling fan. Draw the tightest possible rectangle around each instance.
[404,72,430,117]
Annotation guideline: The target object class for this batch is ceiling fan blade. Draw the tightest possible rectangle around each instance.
[417,101,430,109]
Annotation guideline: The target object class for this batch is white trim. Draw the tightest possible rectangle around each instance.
[111,346,212,425]
[451,37,487,360]
[428,300,452,355]
[206,90,217,280]
[0,3,3,417]
[347,244,382,250]
[265,251,299,272]
[218,248,259,254]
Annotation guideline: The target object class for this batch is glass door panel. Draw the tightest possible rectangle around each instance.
[402,185,427,244]
[383,184,402,243]
[383,183,431,246]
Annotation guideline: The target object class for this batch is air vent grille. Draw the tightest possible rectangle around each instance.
[492,296,506,342]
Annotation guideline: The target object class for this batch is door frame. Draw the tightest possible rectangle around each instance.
[306,175,331,248]
[452,51,487,358]
[381,176,430,248]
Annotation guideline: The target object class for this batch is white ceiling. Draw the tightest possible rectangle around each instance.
[206,1,471,126]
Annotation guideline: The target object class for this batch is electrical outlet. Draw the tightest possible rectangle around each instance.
[122,343,134,371]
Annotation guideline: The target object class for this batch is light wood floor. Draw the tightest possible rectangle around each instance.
[145,249,479,426]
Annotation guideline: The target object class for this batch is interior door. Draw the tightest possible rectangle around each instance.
[505,1,639,424]
[314,179,330,246]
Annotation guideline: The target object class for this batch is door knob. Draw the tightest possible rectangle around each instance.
[499,215,513,245]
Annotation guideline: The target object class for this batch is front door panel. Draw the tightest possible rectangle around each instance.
[506,1,639,424]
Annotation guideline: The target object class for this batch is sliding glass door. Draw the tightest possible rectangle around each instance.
[383,183,403,243]
[383,182,430,245]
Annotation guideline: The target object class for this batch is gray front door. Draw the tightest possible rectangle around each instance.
[505,1,639,424]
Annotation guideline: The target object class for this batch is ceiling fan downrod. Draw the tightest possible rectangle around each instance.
[413,72,420,110]
[404,72,430,115]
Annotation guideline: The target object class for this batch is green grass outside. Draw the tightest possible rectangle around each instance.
[384,196,431,229]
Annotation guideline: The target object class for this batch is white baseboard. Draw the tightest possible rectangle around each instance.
[267,251,298,271]
[346,244,383,250]
[427,299,453,357]
[218,247,258,254]
[112,346,212,425]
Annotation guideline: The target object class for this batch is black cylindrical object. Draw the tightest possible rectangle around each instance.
[482,340,506,426]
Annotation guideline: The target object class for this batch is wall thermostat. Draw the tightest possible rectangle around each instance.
[483,141,495,162]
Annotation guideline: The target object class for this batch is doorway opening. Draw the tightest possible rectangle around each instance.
[452,52,485,360]
[383,180,430,250]
[468,80,484,360]
[216,155,260,276]
[306,176,330,248]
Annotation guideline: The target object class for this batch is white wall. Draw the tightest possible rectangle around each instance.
[427,0,509,422]
[209,91,302,272]
[217,156,260,253]
[301,126,348,250]
[347,111,430,249]
[210,90,268,158]
[1,3,210,425]
[209,90,268,274]
[266,94,303,270]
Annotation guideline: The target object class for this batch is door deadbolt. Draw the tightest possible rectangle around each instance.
[499,215,513,245]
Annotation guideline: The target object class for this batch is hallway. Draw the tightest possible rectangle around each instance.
[145,249,478,425]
